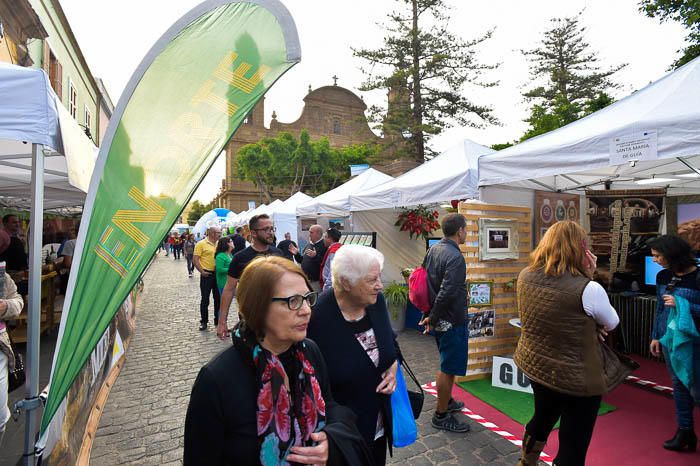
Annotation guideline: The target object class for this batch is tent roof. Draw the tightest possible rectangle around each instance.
[0,63,97,209]
[478,55,700,194]
[297,168,393,217]
[351,139,494,211]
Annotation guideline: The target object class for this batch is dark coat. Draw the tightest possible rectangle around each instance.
[301,239,327,281]
[184,338,372,465]
[424,238,466,326]
[307,290,398,456]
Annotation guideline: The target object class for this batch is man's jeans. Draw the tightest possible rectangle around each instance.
[663,343,700,429]
[185,254,194,274]
[199,273,220,325]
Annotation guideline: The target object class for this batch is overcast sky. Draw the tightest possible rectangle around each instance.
[60,0,687,205]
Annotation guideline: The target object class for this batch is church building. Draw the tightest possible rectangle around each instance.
[210,80,419,212]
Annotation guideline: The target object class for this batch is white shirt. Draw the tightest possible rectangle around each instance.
[582,281,620,331]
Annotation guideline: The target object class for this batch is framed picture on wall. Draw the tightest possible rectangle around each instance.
[479,218,519,260]
[467,309,495,338]
[468,280,494,307]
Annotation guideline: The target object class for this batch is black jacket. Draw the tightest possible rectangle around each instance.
[301,239,327,281]
[307,290,398,455]
[184,338,372,465]
[424,238,466,326]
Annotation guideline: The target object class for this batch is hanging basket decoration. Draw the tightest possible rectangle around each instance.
[395,205,440,240]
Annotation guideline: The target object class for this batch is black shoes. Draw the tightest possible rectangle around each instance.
[431,412,471,433]
[447,398,464,413]
[663,428,697,452]
[199,323,207,331]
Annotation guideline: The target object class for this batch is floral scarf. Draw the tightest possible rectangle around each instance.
[232,325,326,465]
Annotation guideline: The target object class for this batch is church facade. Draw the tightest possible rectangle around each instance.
[210,82,419,212]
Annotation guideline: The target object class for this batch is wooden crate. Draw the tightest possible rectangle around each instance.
[457,202,531,382]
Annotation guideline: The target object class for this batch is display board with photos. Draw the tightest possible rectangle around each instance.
[339,231,376,248]
[586,188,665,285]
[535,190,581,244]
[458,202,531,381]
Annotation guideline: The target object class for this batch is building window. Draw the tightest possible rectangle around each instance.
[69,80,77,119]
[333,119,341,135]
[244,112,253,125]
[248,201,256,210]
[84,106,92,132]
[46,48,62,100]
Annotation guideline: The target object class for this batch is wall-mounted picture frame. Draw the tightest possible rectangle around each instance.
[479,218,520,260]
[467,309,495,338]
[468,280,494,307]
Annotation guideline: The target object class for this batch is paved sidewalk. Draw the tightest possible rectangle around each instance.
[90,254,522,465]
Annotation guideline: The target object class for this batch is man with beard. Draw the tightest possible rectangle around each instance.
[217,214,283,340]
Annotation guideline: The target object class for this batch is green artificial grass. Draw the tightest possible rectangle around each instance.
[457,378,616,429]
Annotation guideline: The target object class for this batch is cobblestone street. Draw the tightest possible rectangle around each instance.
[90,254,521,465]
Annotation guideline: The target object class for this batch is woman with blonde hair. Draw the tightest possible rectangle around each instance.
[514,221,636,466]
[185,256,372,465]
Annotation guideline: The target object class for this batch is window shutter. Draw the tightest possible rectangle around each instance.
[54,62,63,100]
[43,41,50,74]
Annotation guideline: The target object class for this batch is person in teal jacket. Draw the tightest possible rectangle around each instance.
[215,237,234,296]
[649,235,700,453]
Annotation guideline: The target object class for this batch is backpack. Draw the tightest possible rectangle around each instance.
[408,266,431,313]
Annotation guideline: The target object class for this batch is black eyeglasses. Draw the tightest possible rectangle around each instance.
[254,226,276,233]
[271,292,318,310]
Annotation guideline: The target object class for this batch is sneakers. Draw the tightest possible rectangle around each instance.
[447,398,464,413]
[431,412,471,433]
[199,323,207,331]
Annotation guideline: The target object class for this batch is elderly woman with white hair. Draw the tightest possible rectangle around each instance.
[307,244,399,465]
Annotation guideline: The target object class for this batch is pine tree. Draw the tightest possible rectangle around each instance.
[353,0,498,162]
[521,14,624,141]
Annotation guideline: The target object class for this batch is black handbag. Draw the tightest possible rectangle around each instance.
[399,356,424,419]
[7,334,25,393]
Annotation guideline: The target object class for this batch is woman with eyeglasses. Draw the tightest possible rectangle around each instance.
[185,256,373,465]
[307,245,399,465]
[649,235,700,453]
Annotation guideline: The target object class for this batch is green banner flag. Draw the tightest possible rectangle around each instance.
[39,0,300,443]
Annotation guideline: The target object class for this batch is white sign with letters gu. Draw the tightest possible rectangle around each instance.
[491,356,533,394]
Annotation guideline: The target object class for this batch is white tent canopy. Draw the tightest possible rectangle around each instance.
[351,139,495,211]
[0,63,97,210]
[296,168,393,217]
[478,56,700,194]
[273,192,312,244]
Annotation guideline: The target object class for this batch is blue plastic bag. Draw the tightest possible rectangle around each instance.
[391,365,418,447]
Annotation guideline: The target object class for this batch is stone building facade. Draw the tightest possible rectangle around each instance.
[211,83,419,212]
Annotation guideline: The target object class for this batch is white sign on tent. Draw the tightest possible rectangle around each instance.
[609,130,658,166]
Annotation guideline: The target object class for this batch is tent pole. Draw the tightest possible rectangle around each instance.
[23,143,44,466]
[677,157,700,176]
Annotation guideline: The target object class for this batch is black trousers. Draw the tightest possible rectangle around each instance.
[527,381,602,466]
[199,273,220,324]
[372,436,387,465]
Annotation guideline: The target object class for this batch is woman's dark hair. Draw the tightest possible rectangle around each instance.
[326,228,341,242]
[215,237,232,256]
[648,235,697,273]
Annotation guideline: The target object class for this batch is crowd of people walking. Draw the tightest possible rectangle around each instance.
[155,213,700,466]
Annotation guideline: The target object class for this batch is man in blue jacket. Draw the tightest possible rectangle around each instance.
[419,213,471,433]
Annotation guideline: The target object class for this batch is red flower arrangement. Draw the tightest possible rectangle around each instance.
[395,205,440,239]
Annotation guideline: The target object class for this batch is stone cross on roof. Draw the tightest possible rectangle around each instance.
[332,75,338,86]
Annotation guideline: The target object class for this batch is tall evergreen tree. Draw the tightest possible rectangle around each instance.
[520,14,624,141]
[353,0,498,162]
[640,0,700,69]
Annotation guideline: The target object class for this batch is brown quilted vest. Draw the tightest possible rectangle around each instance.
[514,268,635,397]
